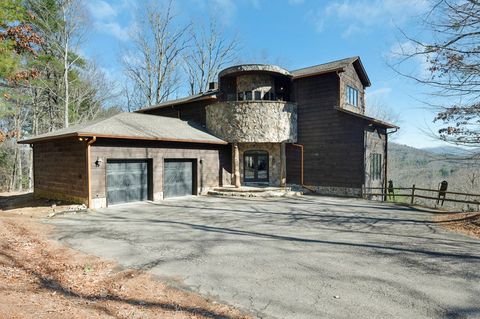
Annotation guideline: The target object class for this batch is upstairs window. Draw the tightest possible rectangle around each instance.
[370,153,382,180]
[346,85,359,107]
[237,92,244,101]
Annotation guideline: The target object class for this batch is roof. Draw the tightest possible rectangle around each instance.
[136,90,218,113]
[219,64,291,77]
[291,56,371,86]
[334,107,399,129]
[18,112,227,144]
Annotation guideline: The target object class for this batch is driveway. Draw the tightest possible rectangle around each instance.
[49,196,480,319]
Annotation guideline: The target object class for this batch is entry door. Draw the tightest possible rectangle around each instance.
[107,160,149,205]
[244,151,269,183]
[163,159,195,198]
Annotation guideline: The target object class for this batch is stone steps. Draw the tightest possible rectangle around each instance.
[207,186,303,198]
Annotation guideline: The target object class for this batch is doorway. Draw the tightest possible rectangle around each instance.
[244,150,269,183]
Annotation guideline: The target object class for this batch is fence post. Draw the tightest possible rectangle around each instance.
[411,184,416,205]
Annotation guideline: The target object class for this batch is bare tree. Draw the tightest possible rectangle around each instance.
[28,0,89,128]
[392,0,480,146]
[122,0,189,109]
[183,19,238,95]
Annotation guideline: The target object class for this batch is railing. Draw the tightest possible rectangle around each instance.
[363,185,480,208]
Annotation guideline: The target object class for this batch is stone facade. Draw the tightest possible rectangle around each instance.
[206,101,297,143]
[219,64,291,78]
[237,143,281,186]
[308,185,362,197]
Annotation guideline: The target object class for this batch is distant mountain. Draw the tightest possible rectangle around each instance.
[388,143,479,192]
[421,145,479,157]
[387,143,480,209]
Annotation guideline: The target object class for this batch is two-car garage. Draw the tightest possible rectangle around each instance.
[105,159,197,206]
[21,113,230,209]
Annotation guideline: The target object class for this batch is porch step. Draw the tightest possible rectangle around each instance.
[207,186,303,198]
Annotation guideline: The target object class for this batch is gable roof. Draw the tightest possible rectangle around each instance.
[291,56,371,87]
[136,90,218,113]
[18,112,227,144]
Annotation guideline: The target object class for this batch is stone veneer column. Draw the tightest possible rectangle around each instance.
[233,143,241,187]
[280,142,286,187]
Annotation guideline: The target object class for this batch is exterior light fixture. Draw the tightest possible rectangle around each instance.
[95,157,103,167]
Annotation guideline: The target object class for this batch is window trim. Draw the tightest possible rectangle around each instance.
[346,85,359,107]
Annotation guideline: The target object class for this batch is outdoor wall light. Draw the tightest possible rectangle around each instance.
[95,157,103,167]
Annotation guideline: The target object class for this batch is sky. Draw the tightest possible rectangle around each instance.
[82,0,450,149]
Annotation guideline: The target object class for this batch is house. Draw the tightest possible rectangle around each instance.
[19,56,398,208]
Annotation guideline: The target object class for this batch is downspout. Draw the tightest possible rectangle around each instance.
[86,136,97,208]
[385,127,398,201]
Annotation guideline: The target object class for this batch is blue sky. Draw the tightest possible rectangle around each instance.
[83,0,448,149]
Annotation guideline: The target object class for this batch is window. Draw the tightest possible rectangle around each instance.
[262,91,270,100]
[245,91,253,101]
[237,92,244,101]
[346,85,359,107]
[254,91,261,100]
[370,153,382,180]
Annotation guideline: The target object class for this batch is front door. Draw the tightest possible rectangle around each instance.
[244,151,269,183]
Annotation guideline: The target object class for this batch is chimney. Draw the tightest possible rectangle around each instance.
[208,82,218,91]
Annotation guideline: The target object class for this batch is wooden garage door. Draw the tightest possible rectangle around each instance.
[163,160,195,198]
[107,160,149,205]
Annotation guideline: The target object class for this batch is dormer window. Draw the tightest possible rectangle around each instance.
[346,85,359,107]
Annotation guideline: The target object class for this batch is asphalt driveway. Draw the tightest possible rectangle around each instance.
[49,196,480,319]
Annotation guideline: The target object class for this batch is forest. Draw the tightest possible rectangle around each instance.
[0,0,238,191]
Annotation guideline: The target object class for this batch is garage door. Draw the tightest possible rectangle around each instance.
[107,160,149,205]
[164,160,195,198]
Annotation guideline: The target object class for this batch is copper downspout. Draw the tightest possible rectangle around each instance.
[86,136,97,208]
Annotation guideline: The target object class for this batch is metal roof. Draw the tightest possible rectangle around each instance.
[291,56,371,86]
[19,112,227,144]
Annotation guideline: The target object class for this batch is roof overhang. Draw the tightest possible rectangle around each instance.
[19,132,228,145]
[292,67,345,80]
[334,107,399,129]
[136,91,218,113]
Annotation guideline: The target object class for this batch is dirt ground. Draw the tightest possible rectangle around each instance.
[0,192,250,319]
[435,211,480,239]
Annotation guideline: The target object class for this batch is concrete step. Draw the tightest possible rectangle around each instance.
[207,186,303,198]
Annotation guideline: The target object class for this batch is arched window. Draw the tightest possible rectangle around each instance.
[244,150,269,183]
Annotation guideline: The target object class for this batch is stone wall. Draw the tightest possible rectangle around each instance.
[206,101,297,143]
[238,143,281,186]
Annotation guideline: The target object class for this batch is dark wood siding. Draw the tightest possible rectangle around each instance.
[90,139,231,202]
[33,138,88,204]
[141,99,216,127]
[292,73,366,189]
[286,143,301,184]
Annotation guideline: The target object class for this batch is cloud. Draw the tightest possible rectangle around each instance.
[96,22,130,41]
[366,87,392,99]
[87,0,117,20]
[313,0,430,37]
[212,0,237,24]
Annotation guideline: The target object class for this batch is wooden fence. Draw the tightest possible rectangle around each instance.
[362,185,480,208]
